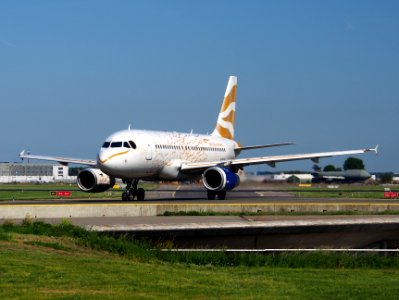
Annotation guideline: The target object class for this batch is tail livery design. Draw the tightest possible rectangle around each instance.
[212,76,237,140]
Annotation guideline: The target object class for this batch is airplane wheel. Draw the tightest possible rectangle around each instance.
[207,191,216,200]
[122,192,128,201]
[128,189,136,201]
[137,188,145,201]
[217,191,226,200]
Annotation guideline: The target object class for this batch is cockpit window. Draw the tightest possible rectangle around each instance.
[102,142,110,148]
[110,141,123,148]
[123,142,131,148]
[129,141,137,149]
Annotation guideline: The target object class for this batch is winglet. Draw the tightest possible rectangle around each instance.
[19,150,26,160]
[372,145,379,155]
[365,145,378,155]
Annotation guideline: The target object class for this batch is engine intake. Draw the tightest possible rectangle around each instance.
[77,168,115,193]
[202,166,240,191]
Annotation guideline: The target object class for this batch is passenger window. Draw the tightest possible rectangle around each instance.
[102,142,110,148]
[111,141,122,148]
[129,141,137,149]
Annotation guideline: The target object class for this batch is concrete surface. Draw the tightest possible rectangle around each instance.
[1,201,399,220]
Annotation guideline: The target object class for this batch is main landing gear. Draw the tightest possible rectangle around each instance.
[122,179,145,201]
[207,190,226,200]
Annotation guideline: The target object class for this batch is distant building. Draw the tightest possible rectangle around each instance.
[0,163,76,183]
[287,174,314,184]
[263,173,293,182]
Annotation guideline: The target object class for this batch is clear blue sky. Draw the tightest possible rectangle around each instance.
[1,1,398,172]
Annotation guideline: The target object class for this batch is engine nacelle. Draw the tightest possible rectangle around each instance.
[77,168,115,193]
[202,166,240,191]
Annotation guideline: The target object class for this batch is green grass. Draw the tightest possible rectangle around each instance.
[289,185,399,199]
[3,220,399,269]
[162,210,399,217]
[293,191,388,199]
[287,185,398,191]
[0,183,157,200]
[1,221,399,299]
[2,248,399,299]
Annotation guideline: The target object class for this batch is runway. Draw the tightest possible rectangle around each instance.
[1,184,398,221]
[0,184,397,205]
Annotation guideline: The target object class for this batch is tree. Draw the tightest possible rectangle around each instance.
[380,173,393,184]
[323,165,337,172]
[343,157,365,170]
[313,165,321,172]
[69,167,84,176]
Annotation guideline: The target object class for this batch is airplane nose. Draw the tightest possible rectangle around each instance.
[97,149,109,166]
[98,148,122,167]
[97,154,103,165]
[98,151,103,164]
[97,147,130,176]
[97,151,114,174]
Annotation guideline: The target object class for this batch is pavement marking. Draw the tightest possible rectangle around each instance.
[172,185,181,199]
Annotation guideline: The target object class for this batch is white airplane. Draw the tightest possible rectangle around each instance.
[20,76,377,200]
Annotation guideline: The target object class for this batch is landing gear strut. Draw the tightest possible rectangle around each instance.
[122,179,145,201]
[207,190,226,200]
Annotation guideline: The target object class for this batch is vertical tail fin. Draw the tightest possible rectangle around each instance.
[212,76,237,140]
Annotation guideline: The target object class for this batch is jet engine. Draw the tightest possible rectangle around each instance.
[202,166,240,191]
[77,168,115,193]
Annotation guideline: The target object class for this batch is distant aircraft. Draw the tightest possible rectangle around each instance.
[20,76,378,200]
[312,169,372,183]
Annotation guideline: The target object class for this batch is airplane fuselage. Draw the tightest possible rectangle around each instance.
[97,129,238,180]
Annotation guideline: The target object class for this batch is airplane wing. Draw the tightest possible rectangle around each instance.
[19,150,97,166]
[234,142,295,151]
[181,146,378,172]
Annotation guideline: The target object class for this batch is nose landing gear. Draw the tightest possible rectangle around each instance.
[122,179,145,201]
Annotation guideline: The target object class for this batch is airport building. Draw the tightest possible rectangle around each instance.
[286,174,314,184]
[0,163,76,183]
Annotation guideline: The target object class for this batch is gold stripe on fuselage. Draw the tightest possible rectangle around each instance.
[99,150,129,164]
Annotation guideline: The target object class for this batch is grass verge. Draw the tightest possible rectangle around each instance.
[1,220,399,299]
[2,220,399,268]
